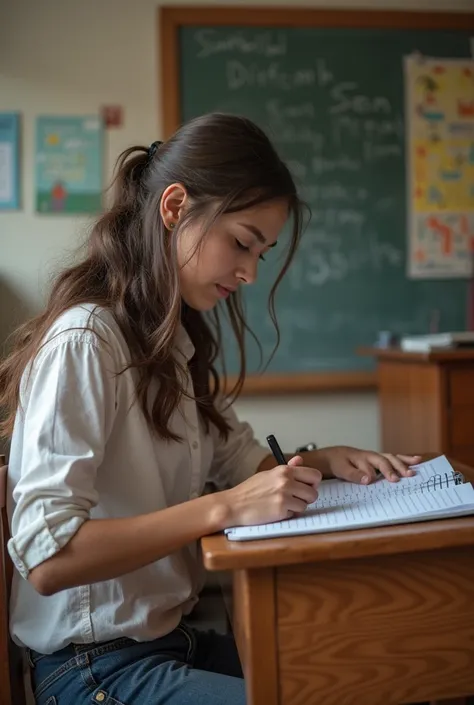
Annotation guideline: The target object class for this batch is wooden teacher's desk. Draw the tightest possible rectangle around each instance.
[201,458,474,705]
[360,347,474,466]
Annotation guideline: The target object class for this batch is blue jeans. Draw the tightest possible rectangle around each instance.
[29,622,246,705]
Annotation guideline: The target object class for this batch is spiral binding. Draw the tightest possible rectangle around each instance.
[423,470,464,491]
[314,471,465,509]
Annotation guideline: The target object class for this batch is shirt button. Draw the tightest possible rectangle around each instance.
[94,693,106,703]
[192,441,199,450]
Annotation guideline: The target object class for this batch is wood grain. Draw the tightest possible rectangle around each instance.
[0,461,13,705]
[232,568,279,705]
[202,514,474,571]
[449,368,474,406]
[450,447,474,466]
[1,459,27,705]
[377,361,445,456]
[205,457,474,705]
[447,370,474,462]
[450,406,474,447]
[276,548,474,705]
[159,8,474,32]
[360,347,474,364]
[362,348,474,466]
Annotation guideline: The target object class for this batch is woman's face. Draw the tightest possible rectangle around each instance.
[175,199,289,311]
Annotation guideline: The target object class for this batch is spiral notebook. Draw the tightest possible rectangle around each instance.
[225,455,474,542]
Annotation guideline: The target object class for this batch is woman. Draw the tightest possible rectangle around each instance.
[0,113,419,705]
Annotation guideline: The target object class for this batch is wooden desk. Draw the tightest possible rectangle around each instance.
[360,347,474,465]
[201,458,474,705]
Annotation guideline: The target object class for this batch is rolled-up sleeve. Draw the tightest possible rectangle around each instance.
[8,332,117,579]
[208,399,270,490]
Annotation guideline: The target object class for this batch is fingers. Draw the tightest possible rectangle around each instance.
[273,463,320,509]
[286,495,311,515]
[350,459,378,485]
[396,454,421,469]
[385,453,416,477]
[271,459,323,519]
[379,453,416,479]
[366,453,402,482]
[368,453,417,482]
[289,478,319,505]
[291,464,322,489]
[287,455,304,467]
[274,467,319,504]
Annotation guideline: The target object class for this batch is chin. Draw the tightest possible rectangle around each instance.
[182,294,218,312]
[194,299,219,312]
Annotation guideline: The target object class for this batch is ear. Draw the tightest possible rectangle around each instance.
[160,183,187,230]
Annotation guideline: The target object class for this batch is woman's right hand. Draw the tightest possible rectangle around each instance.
[221,455,322,528]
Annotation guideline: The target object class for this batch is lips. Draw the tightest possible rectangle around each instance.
[216,284,236,298]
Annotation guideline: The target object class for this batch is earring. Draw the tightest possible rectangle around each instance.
[169,222,175,229]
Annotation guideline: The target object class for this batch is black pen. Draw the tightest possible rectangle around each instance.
[266,434,287,466]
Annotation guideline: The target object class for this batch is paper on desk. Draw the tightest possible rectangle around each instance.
[225,456,474,541]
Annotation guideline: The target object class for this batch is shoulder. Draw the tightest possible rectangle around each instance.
[38,304,129,364]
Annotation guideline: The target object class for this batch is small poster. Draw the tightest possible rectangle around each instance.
[35,115,103,214]
[405,56,474,278]
[0,113,20,210]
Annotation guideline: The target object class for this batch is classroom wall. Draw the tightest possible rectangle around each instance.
[0,0,471,453]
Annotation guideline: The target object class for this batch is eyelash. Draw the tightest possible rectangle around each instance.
[235,239,266,261]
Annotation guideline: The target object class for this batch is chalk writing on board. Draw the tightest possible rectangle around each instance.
[374,196,396,211]
[227,61,316,91]
[265,99,315,120]
[363,142,402,161]
[194,30,288,59]
[284,230,403,288]
[183,25,471,373]
[311,156,360,174]
[269,125,324,150]
[307,208,365,228]
[329,82,392,115]
[333,116,403,141]
[298,183,368,203]
[266,306,435,367]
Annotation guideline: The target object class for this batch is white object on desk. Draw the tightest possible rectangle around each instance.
[225,456,474,542]
[400,331,474,352]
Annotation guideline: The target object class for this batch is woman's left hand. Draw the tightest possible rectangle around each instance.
[321,446,422,484]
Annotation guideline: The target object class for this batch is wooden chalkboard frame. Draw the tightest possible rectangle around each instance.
[159,6,474,395]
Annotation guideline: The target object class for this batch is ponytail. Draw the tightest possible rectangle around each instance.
[109,146,149,211]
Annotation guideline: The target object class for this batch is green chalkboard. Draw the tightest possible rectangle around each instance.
[173,16,474,378]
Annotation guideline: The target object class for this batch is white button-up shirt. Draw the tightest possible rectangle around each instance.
[7,305,269,654]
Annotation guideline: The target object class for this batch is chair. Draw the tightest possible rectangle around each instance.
[0,455,28,705]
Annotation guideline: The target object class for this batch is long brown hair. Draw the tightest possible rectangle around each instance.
[0,113,305,441]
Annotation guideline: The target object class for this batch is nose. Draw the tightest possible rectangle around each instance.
[236,257,258,285]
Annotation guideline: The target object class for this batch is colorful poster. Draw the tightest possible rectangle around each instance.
[0,113,21,210]
[35,115,103,214]
[405,57,474,278]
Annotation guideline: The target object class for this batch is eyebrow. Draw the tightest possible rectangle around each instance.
[238,223,277,247]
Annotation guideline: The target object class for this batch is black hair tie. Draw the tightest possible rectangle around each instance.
[148,140,163,160]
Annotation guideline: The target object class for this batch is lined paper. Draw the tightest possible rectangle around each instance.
[226,456,474,541]
[314,454,454,507]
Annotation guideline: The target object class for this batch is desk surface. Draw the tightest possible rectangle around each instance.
[201,457,474,572]
[359,345,474,363]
